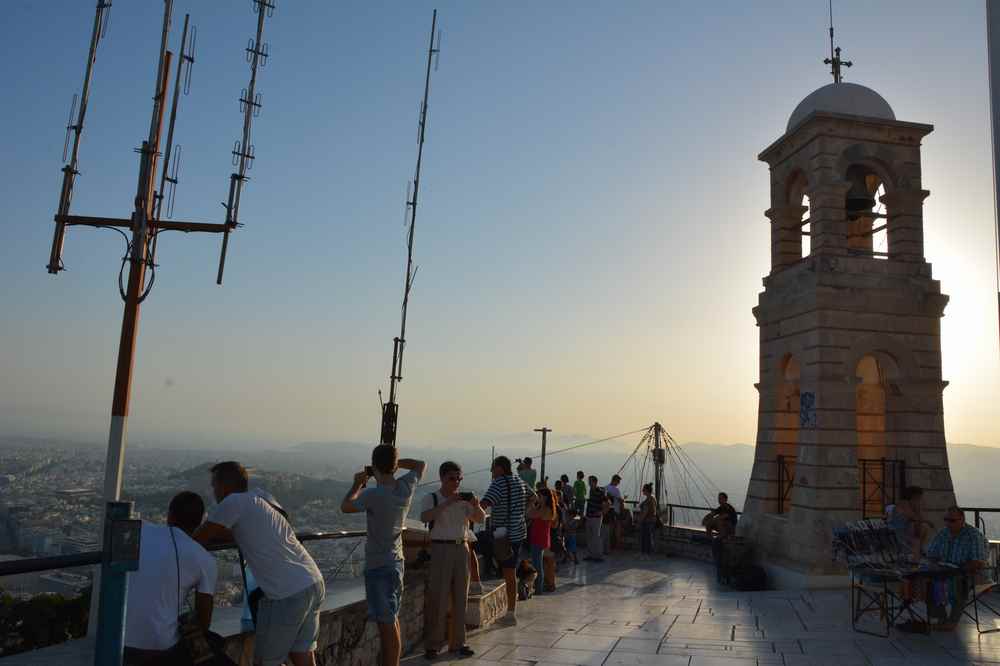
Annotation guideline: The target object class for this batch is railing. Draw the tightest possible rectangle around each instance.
[859,457,906,518]
[0,529,371,578]
[776,455,796,514]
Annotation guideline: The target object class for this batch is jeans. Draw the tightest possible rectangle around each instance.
[640,522,654,554]
[530,544,544,593]
[364,561,405,624]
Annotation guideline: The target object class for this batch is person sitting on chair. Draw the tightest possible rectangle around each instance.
[924,506,987,631]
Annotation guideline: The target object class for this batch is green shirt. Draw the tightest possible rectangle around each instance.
[573,479,587,500]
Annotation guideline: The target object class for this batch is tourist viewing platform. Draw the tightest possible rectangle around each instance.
[2,499,999,665]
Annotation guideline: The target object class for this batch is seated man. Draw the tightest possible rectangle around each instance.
[704,492,738,538]
[925,506,987,630]
[124,491,217,666]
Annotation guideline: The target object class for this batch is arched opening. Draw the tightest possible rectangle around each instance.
[786,171,811,259]
[856,355,889,516]
[845,165,887,260]
[775,355,800,513]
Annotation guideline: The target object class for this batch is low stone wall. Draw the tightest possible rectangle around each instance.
[656,526,715,562]
[221,570,427,666]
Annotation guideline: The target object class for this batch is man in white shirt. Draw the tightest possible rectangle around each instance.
[418,461,485,660]
[124,491,217,665]
[195,461,325,666]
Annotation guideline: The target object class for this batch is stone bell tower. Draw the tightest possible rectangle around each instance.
[739,75,957,586]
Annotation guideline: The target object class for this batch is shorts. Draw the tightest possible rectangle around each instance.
[365,561,405,624]
[565,534,577,552]
[498,540,524,570]
[255,579,326,665]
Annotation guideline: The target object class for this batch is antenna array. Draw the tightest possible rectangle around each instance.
[380,10,442,448]
[44,0,278,520]
[217,0,275,284]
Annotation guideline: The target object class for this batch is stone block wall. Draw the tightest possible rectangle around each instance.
[221,570,427,666]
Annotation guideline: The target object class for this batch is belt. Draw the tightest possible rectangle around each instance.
[431,539,468,545]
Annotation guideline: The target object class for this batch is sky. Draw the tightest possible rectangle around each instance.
[2,1,1000,454]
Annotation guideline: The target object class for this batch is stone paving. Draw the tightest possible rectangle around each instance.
[405,554,1000,666]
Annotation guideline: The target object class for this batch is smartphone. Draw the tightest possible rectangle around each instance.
[365,465,374,478]
[459,492,474,501]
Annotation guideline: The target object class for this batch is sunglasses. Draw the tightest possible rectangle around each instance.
[944,517,962,523]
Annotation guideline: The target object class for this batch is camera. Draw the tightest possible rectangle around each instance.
[365,465,374,478]
[459,492,474,502]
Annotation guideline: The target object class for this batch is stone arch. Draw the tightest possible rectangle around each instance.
[836,144,898,193]
[772,353,801,513]
[844,333,919,384]
[784,170,811,258]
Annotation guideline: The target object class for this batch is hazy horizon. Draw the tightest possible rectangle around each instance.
[4,1,1000,452]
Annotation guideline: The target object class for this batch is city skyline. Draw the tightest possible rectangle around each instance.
[3,1,1000,452]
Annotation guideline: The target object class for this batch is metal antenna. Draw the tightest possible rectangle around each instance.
[823,0,852,83]
[48,0,113,274]
[380,9,441,448]
[217,0,275,285]
[152,13,196,261]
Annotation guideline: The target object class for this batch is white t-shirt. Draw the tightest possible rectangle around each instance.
[605,484,623,512]
[207,491,323,600]
[420,491,473,541]
[125,522,217,651]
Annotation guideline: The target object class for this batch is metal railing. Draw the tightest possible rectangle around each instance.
[0,529,371,579]
[776,455,796,514]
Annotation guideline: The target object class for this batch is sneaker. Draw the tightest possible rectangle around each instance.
[424,649,438,660]
[469,581,485,595]
[451,646,475,658]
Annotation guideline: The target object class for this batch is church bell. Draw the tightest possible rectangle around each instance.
[845,169,876,220]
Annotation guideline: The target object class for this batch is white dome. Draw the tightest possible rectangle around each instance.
[787,82,895,132]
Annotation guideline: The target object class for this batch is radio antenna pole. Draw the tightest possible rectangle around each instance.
[47,0,112,274]
[380,9,441,447]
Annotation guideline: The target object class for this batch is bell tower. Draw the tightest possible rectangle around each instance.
[739,75,957,585]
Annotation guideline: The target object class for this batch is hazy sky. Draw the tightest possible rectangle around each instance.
[2,1,999,452]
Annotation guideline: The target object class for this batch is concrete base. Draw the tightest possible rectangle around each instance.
[762,560,848,590]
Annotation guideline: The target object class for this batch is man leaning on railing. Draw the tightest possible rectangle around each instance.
[195,461,325,666]
[340,445,425,666]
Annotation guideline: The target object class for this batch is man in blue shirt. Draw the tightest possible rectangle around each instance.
[925,506,987,629]
[341,445,425,666]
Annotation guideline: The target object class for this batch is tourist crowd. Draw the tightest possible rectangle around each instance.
[116,448,668,666]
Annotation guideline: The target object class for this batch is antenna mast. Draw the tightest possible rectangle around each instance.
[380,10,441,447]
[823,0,852,84]
[217,0,274,284]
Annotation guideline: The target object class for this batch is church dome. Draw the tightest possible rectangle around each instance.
[786,82,895,132]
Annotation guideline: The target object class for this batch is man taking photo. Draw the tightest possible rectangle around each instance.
[341,445,425,666]
[418,461,485,660]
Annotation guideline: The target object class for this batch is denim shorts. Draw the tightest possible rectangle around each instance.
[498,540,523,570]
[255,579,326,665]
[365,561,404,624]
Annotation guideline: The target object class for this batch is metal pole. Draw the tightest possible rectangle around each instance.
[93,501,138,666]
[535,427,551,485]
[653,423,663,511]
[91,1,172,638]
[988,0,1000,348]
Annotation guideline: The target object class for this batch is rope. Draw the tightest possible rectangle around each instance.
[414,426,650,488]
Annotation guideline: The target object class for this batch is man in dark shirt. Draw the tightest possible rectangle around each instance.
[704,492,738,538]
[583,476,609,562]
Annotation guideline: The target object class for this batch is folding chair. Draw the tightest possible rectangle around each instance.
[833,519,917,637]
